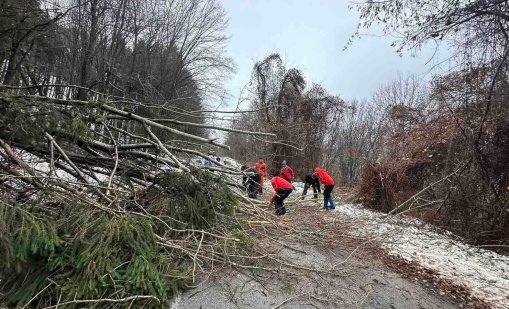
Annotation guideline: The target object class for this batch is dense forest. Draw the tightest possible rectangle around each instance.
[1,0,234,138]
[1,0,509,308]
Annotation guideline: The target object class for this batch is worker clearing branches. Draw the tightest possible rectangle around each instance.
[279,160,294,182]
[255,158,267,193]
[269,170,294,216]
[315,167,335,210]
[241,165,260,198]
[302,172,320,200]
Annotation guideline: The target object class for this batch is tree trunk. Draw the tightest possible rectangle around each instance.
[76,0,99,100]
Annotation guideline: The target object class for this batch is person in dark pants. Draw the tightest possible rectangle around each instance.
[241,165,260,198]
[302,173,321,200]
[269,171,294,215]
[314,167,335,210]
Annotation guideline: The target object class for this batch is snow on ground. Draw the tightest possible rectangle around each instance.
[221,157,243,169]
[292,181,305,195]
[331,203,509,309]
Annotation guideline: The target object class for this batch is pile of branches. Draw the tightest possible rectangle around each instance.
[0,88,274,308]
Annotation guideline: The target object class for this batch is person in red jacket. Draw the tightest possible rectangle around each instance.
[279,160,294,182]
[255,158,267,193]
[315,167,335,210]
[269,170,294,215]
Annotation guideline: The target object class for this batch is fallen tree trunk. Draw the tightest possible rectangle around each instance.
[0,91,272,308]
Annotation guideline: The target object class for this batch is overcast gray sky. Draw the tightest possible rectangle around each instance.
[221,0,451,107]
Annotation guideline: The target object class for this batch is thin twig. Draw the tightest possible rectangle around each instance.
[42,295,160,309]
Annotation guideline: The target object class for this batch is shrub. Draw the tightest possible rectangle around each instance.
[357,111,509,247]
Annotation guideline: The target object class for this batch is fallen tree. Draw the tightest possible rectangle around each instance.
[0,88,276,308]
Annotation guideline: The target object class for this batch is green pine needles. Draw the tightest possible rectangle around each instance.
[0,170,237,308]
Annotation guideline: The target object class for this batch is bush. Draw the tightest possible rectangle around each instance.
[357,111,509,247]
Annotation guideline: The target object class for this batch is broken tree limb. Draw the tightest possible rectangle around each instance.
[45,132,113,203]
[388,160,471,215]
[143,123,190,173]
[2,94,230,149]
[152,118,276,137]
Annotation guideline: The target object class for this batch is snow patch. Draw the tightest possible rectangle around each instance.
[332,204,509,309]
[169,292,182,309]
[292,181,305,195]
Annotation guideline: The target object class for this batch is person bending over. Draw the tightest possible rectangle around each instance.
[241,165,260,198]
[314,167,335,210]
[269,171,294,215]
[302,172,321,200]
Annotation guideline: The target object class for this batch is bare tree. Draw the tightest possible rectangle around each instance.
[352,0,509,246]
[227,54,344,176]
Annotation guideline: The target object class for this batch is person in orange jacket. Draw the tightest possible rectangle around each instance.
[269,170,294,215]
[279,160,294,182]
[314,167,335,210]
[255,158,267,193]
